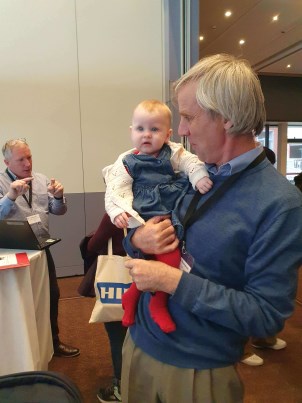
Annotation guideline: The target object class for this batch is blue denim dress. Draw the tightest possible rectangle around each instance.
[123,144,190,239]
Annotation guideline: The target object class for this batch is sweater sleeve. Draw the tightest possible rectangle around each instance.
[102,152,145,227]
[168,141,209,189]
[47,176,67,216]
[171,205,302,338]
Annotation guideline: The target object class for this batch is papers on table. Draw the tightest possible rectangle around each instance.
[0,252,29,270]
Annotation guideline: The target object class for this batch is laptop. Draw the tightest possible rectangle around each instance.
[0,220,61,250]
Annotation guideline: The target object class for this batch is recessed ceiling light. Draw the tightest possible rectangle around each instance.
[239,39,245,45]
[272,15,279,21]
[199,36,204,41]
[287,64,291,69]
[225,10,232,17]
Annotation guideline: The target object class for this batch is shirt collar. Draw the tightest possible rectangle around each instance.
[206,144,263,176]
[6,168,18,180]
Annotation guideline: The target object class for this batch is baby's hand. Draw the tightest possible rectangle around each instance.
[114,212,130,228]
[196,177,213,194]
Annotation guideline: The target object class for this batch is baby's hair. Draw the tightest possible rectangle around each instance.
[136,100,172,127]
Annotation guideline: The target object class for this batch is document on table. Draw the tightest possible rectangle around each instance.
[0,253,30,270]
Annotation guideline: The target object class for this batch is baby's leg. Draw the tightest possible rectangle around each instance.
[149,249,180,333]
[122,282,142,327]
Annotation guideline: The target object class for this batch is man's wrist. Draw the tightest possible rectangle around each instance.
[54,195,64,200]
[7,193,16,202]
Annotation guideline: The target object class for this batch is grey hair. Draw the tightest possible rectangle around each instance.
[174,53,266,135]
[2,138,28,159]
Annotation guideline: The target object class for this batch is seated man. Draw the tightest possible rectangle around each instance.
[0,138,79,358]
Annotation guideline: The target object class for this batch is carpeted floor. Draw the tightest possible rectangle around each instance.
[49,276,302,403]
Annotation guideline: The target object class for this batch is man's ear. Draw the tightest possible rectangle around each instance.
[4,159,9,167]
[223,120,233,131]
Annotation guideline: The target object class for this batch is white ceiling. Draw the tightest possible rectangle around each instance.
[199,0,302,76]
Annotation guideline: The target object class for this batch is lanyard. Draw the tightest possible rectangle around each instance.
[6,168,32,208]
[182,151,266,234]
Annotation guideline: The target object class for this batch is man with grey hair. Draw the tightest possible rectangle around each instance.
[120,54,302,402]
[0,138,79,358]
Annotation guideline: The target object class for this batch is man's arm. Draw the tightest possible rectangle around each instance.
[0,177,33,219]
[48,178,67,215]
[125,258,183,295]
[103,155,145,228]
[171,206,302,338]
[130,216,179,255]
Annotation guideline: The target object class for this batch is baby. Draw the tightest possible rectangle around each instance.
[103,99,212,332]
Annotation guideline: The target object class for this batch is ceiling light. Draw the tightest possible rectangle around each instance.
[239,39,245,45]
[199,36,204,41]
[272,15,279,22]
[225,10,232,17]
[287,64,291,69]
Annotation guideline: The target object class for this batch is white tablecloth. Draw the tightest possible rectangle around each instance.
[0,249,53,376]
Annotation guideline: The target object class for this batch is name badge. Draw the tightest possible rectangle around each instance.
[27,214,41,225]
[179,244,194,273]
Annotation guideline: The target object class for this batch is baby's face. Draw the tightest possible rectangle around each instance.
[130,107,172,157]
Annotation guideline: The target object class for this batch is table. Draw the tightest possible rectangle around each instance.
[0,249,53,376]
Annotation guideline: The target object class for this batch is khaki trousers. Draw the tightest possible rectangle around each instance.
[121,332,244,403]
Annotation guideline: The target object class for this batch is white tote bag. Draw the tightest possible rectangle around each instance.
[89,236,132,323]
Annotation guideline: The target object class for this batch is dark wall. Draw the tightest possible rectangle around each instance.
[259,75,302,122]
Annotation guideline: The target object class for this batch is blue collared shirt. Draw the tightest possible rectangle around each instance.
[206,145,263,176]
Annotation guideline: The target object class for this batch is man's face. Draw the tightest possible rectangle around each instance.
[177,82,226,165]
[4,144,32,178]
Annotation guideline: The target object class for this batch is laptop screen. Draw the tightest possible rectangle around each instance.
[0,220,61,250]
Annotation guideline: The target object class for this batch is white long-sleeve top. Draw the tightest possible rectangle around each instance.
[103,141,209,228]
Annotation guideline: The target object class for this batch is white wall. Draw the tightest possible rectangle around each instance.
[0,0,166,276]
[76,0,165,192]
[0,0,165,194]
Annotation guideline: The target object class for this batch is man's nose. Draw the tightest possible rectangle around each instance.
[178,121,188,137]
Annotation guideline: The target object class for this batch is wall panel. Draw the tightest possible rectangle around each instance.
[76,0,164,193]
[0,1,83,192]
[0,0,166,276]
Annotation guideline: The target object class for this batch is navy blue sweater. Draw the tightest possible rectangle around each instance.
[125,159,302,369]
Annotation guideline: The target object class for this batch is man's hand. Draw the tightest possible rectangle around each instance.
[125,258,182,294]
[196,176,213,194]
[7,177,33,201]
[131,216,179,255]
[47,178,64,198]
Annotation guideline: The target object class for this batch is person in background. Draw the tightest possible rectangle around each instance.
[120,54,302,403]
[0,138,79,358]
[103,99,212,333]
[240,146,287,366]
[84,213,127,403]
[294,172,302,192]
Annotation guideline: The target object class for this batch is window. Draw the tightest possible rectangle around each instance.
[257,124,278,164]
[286,126,302,183]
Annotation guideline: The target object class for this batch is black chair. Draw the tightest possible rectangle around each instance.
[0,371,83,403]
